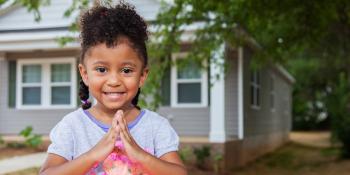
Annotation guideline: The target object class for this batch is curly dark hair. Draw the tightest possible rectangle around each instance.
[78,2,148,110]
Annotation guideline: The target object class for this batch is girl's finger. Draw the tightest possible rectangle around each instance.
[112,112,118,129]
[114,110,124,139]
[120,127,132,143]
[116,110,127,133]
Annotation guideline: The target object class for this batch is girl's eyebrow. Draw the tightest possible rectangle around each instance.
[121,61,137,67]
[92,60,108,65]
[91,60,137,67]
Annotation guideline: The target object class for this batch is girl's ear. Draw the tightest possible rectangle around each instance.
[78,63,89,86]
[139,67,149,87]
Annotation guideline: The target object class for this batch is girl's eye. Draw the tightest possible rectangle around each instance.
[96,67,107,73]
[121,68,133,74]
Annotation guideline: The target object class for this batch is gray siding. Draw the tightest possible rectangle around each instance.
[243,47,292,137]
[0,0,160,31]
[225,48,239,138]
[0,50,79,135]
[0,0,74,30]
[157,107,210,136]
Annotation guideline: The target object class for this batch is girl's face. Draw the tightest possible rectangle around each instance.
[79,41,148,111]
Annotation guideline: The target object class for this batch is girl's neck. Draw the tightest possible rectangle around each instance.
[89,104,140,124]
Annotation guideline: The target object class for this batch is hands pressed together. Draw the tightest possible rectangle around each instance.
[88,110,147,164]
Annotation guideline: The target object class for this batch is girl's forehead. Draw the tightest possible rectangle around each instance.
[84,42,143,65]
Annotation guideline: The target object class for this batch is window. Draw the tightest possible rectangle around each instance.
[171,53,208,107]
[270,74,275,111]
[250,70,261,109]
[16,58,77,109]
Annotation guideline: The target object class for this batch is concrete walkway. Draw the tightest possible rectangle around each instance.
[0,152,46,174]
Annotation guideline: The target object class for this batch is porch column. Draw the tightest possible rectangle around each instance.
[209,44,226,143]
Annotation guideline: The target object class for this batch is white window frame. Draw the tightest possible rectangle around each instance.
[250,70,261,110]
[16,57,77,109]
[270,74,276,112]
[171,53,208,108]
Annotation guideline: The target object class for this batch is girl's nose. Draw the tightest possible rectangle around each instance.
[107,73,121,86]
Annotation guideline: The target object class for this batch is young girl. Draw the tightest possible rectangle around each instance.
[39,2,187,175]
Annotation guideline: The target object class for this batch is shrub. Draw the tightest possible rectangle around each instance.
[179,146,192,163]
[213,154,223,173]
[19,126,43,149]
[326,73,350,158]
[0,134,4,145]
[193,145,211,169]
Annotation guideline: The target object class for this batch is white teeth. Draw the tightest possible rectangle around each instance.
[104,92,124,99]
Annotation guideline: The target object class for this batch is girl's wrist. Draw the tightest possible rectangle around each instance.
[136,149,153,165]
[81,151,100,168]
[85,149,101,163]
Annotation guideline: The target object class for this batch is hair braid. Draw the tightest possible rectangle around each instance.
[132,88,141,109]
[79,79,92,109]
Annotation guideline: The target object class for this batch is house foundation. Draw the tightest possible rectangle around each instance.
[180,132,289,171]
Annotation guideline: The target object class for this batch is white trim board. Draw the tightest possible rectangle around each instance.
[16,57,77,110]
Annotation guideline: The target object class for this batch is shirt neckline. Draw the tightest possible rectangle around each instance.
[82,109,146,132]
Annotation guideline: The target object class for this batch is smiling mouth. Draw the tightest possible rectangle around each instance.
[104,92,125,99]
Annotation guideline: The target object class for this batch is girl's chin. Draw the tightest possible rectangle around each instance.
[103,103,131,111]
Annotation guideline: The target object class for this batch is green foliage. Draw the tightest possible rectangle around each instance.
[15,0,51,21]
[178,146,192,163]
[7,142,26,148]
[0,134,4,146]
[266,150,295,169]
[213,154,223,173]
[19,126,43,149]
[325,73,350,158]
[193,145,211,169]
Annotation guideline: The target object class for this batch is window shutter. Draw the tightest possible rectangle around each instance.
[8,60,16,108]
[161,66,171,106]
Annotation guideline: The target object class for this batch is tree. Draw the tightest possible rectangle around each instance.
[152,0,350,157]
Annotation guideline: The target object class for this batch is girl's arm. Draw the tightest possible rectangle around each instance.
[39,152,96,175]
[40,112,121,175]
[139,151,187,175]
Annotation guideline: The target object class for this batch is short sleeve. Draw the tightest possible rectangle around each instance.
[154,119,179,158]
[47,120,74,161]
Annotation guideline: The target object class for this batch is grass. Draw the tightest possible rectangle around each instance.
[231,142,346,175]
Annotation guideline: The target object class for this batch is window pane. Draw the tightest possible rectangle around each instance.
[22,87,41,104]
[177,61,201,79]
[251,71,255,82]
[22,65,41,83]
[51,64,71,82]
[51,86,70,104]
[178,83,201,103]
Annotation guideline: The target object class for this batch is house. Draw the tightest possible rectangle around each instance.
[0,0,294,169]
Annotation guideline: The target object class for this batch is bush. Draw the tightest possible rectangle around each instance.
[0,134,4,145]
[19,126,43,149]
[193,145,211,169]
[179,146,192,163]
[326,73,350,158]
[213,154,223,173]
